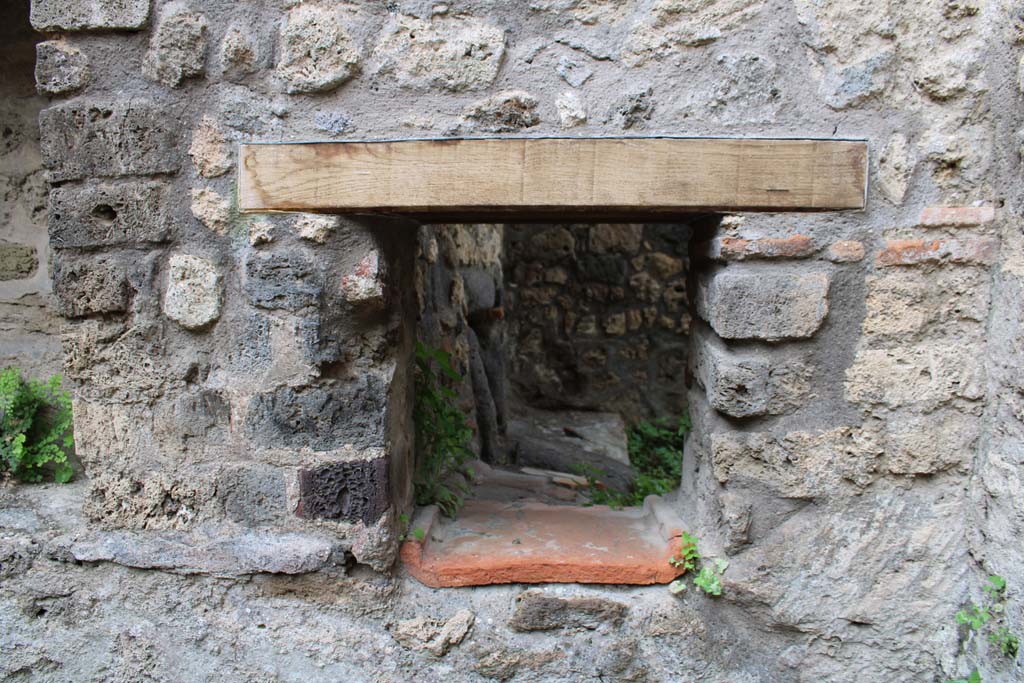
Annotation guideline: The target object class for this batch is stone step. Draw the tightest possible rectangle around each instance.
[400,497,687,588]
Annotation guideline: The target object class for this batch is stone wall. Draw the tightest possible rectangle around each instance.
[0,1,63,379]
[506,222,692,422]
[2,0,1023,681]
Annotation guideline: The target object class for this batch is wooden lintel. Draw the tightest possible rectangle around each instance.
[238,137,868,216]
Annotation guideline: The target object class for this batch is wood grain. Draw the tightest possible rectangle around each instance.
[238,137,867,215]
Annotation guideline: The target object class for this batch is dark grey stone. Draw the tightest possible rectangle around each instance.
[39,101,179,182]
[52,257,129,318]
[244,250,321,311]
[296,458,389,524]
[509,590,628,632]
[49,183,170,249]
[221,465,287,526]
[578,254,626,285]
[467,327,500,464]
[461,268,497,314]
[245,375,388,451]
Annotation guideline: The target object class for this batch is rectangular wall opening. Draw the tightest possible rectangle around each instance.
[404,219,709,587]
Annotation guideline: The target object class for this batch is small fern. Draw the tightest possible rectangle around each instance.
[413,342,473,517]
[0,368,74,483]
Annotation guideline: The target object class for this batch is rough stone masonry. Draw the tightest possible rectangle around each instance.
[1,0,1023,681]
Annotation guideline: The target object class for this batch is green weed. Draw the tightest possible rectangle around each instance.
[413,342,474,517]
[0,368,74,483]
[578,413,690,508]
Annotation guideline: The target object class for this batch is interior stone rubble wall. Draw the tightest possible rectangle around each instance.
[1,0,1023,681]
[505,222,692,422]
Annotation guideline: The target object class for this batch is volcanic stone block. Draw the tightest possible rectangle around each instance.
[39,102,179,182]
[244,250,321,311]
[49,183,170,249]
[296,458,389,524]
[696,269,830,341]
[52,257,128,318]
[0,244,38,281]
[35,41,90,95]
[245,375,388,451]
[30,0,150,31]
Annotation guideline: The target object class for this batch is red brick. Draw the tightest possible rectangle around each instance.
[825,240,865,263]
[700,234,816,261]
[919,206,996,227]
[876,238,1000,266]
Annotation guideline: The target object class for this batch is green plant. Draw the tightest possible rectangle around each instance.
[693,559,729,597]
[949,575,1021,683]
[0,368,74,483]
[667,533,727,598]
[669,531,700,573]
[413,342,474,517]
[578,413,690,508]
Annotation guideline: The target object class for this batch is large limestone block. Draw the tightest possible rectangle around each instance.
[845,343,986,410]
[49,182,170,249]
[39,101,179,182]
[696,270,830,341]
[30,0,149,31]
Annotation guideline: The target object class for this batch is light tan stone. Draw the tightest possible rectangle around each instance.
[190,188,231,235]
[188,117,232,178]
[845,343,986,410]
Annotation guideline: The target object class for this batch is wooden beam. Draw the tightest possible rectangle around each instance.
[238,137,868,216]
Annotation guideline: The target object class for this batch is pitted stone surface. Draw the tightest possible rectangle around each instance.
[691,325,811,418]
[143,6,209,87]
[276,4,359,94]
[296,458,389,524]
[696,270,830,341]
[49,182,169,249]
[39,101,179,182]
[509,590,628,632]
[30,0,149,31]
[244,250,321,310]
[373,15,505,92]
[463,91,540,132]
[188,117,232,178]
[245,375,388,451]
[162,254,223,330]
[294,214,339,244]
[190,187,231,235]
[341,250,384,305]
[35,41,90,95]
[52,257,129,318]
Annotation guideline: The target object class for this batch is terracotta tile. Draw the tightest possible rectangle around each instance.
[401,499,687,587]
